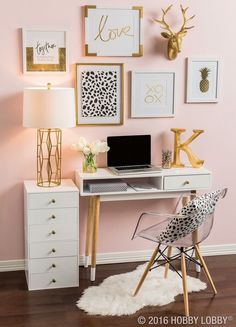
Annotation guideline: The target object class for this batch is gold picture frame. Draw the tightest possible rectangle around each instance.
[22,28,68,73]
[76,63,124,126]
[84,6,143,57]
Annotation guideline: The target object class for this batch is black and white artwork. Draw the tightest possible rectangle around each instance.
[76,64,124,125]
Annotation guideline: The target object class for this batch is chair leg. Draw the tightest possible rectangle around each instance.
[194,245,217,294]
[181,251,189,316]
[164,246,172,278]
[133,244,160,296]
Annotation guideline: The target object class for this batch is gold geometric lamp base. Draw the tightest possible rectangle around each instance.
[37,128,62,187]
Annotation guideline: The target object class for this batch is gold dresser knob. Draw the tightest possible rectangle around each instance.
[51,248,56,253]
[52,279,56,283]
[51,199,56,204]
[52,264,56,268]
[51,215,56,219]
[183,180,190,185]
[51,230,56,235]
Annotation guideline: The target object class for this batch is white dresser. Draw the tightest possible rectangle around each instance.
[24,179,79,290]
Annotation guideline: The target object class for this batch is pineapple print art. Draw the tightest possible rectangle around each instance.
[199,67,211,93]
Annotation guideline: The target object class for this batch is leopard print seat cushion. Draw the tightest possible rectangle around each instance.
[158,190,222,244]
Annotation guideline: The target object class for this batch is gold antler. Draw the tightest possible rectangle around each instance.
[179,4,195,32]
[154,4,174,35]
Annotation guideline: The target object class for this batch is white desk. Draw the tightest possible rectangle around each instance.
[75,167,211,281]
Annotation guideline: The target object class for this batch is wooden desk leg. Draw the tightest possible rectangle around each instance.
[91,195,100,282]
[84,197,94,268]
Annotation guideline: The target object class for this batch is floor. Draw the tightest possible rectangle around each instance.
[0,255,236,327]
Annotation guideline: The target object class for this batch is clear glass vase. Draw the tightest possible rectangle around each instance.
[83,153,97,173]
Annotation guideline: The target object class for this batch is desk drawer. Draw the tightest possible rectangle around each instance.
[29,222,77,242]
[29,240,78,259]
[164,174,211,190]
[29,256,78,274]
[28,208,77,225]
[28,192,78,209]
[29,268,79,290]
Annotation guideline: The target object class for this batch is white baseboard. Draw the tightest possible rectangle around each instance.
[1,244,236,272]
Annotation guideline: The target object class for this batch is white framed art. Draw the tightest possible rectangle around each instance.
[131,71,175,118]
[84,6,143,57]
[186,58,220,103]
[22,28,68,73]
[76,63,124,125]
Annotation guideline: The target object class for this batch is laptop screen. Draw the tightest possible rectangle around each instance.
[107,135,151,167]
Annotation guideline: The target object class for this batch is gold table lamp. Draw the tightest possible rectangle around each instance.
[23,83,76,187]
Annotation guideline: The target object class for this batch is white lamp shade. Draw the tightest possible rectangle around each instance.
[23,87,76,128]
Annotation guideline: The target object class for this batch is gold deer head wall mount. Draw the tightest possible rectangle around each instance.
[154,4,195,60]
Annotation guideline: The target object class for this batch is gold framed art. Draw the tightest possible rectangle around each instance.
[76,63,124,126]
[84,6,143,57]
[22,28,68,73]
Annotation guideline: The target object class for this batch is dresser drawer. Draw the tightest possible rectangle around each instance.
[164,174,211,190]
[29,256,78,274]
[28,192,78,209]
[29,221,77,242]
[29,268,79,290]
[29,241,78,259]
[28,208,77,225]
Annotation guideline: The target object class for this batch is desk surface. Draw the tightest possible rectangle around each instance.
[77,167,211,180]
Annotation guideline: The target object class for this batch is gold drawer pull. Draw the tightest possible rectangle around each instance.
[52,279,56,283]
[51,230,56,235]
[183,180,190,185]
[51,248,56,253]
[51,215,56,219]
[50,199,56,204]
[52,264,56,268]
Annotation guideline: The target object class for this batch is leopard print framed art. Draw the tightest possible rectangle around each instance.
[76,63,124,125]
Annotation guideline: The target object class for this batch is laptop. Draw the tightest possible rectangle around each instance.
[107,135,161,175]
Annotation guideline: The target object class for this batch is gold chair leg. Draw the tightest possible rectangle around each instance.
[133,244,160,296]
[194,245,217,294]
[181,251,190,316]
[164,246,172,278]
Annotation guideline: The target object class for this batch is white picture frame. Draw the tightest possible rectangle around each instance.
[76,63,124,125]
[186,58,220,103]
[22,28,68,73]
[131,71,175,118]
[84,6,143,57]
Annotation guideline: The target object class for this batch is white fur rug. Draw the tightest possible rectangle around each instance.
[77,264,206,316]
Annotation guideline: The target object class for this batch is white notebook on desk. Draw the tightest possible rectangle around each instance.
[128,182,158,192]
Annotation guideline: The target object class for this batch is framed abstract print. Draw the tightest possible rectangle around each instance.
[186,58,220,103]
[76,63,124,125]
[22,28,68,73]
[84,6,143,57]
[131,71,175,118]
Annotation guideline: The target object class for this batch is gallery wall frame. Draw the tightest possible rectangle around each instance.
[76,63,124,125]
[186,57,220,103]
[84,6,143,57]
[131,71,176,118]
[22,28,68,73]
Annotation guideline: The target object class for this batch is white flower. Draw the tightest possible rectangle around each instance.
[90,140,110,155]
[83,146,91,155]
[71,137,109,156]
[99,142,110,153]
[90,140,102,155]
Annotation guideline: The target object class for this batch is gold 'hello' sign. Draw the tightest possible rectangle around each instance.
[171,128,204,168]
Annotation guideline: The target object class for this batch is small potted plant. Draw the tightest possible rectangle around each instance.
[72,137,110,173]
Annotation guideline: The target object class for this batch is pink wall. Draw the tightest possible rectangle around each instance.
[0,0,235,261]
